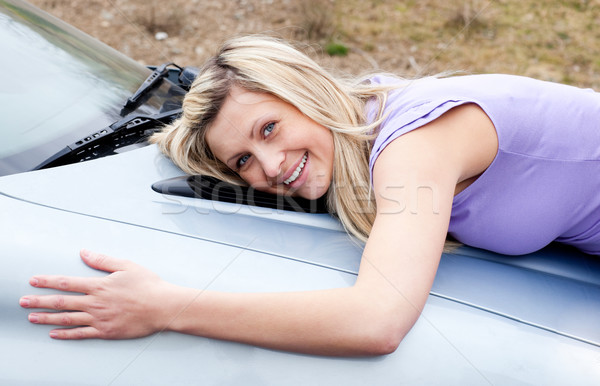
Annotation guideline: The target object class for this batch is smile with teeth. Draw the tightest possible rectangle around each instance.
[283,153,308,185]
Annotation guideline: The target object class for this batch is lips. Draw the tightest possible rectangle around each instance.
[283,152,308,185]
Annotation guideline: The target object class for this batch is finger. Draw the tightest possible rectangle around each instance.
[80,249,132,273]
[28,311,93,327]
[27,275,98,293]
[49,326,100,340]
[19,294,87,311]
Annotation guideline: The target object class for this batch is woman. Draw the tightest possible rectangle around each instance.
[20,36,600,356]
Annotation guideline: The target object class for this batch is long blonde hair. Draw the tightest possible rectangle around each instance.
[151,36,392,242]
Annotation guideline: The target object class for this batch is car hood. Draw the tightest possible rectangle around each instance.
[1,145,600,343]
[0,0,185,175]
[0,146,599,384]
[0,145,363,271]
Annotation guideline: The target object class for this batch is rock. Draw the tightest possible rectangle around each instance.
[155,32,168,41]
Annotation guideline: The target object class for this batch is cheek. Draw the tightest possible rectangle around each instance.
[242,168,273,192]
[241,170,261,186]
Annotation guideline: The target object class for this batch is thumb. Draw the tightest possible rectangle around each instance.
[80,249,131,273]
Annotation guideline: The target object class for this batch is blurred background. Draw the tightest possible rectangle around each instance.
[30,0,600,88]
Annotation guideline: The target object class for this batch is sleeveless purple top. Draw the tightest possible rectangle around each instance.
[368,74,600,255]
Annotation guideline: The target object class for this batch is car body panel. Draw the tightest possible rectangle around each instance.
[1,187,599,385]
[1,146,599,385]
[2,145,599,347]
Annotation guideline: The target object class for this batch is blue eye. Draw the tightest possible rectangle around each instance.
[237,154,250,168]
[263,122,275,137]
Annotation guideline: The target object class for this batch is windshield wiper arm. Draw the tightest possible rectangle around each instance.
[124,63,182,109]
[34,108,181,171]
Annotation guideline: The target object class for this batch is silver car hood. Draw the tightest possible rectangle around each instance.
[1,145,599,384]
[1,144,361,273]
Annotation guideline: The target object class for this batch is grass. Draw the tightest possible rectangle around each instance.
[298,0,337,41]
[328,0,600,87]
[134,0,183,34]
[325,42,349,56]
[29,0,600,89]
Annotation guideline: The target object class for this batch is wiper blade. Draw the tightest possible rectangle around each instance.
[34,108,181,171]
[124,63,182,109]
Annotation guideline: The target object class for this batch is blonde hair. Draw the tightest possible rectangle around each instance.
[151,36,393,242]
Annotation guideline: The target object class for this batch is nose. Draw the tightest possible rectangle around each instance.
[256,148,284,180]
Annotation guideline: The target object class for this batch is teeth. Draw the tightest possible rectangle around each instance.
[283,153,307,185]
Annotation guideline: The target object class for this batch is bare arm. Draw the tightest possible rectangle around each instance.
[20,105,496,356]
[166,137,458,355]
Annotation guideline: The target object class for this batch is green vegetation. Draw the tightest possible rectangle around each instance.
[326,42,349,56]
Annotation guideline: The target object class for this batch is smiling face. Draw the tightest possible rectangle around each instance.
[205,87,334,200]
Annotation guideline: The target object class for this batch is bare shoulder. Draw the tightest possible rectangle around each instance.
[372,103,498,196]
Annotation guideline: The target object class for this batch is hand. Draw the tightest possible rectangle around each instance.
[19,249,177,340]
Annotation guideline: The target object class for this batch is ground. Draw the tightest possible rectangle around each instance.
[30,0,600,88]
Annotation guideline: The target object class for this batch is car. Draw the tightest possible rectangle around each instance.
[1,0,599,384]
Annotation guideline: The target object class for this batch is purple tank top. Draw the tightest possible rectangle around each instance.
[368,74,600,255]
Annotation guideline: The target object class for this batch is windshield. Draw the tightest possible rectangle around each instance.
[0,0,184,176]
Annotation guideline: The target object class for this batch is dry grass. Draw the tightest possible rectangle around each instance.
[133,1,184,35]
[29,0,600,88]
[297,0,337,41]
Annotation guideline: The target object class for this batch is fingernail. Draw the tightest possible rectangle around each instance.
[81,249,89,258]
[49,332,58,339]
[30,278,38,286]
[29,314,39,323]
[20,298,30,307]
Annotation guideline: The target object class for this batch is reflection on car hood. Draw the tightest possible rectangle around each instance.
[1,145,599,349]
[0,0,185,175]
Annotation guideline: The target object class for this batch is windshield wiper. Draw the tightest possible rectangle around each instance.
[34,108,181,171]
[124,63,182,110]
